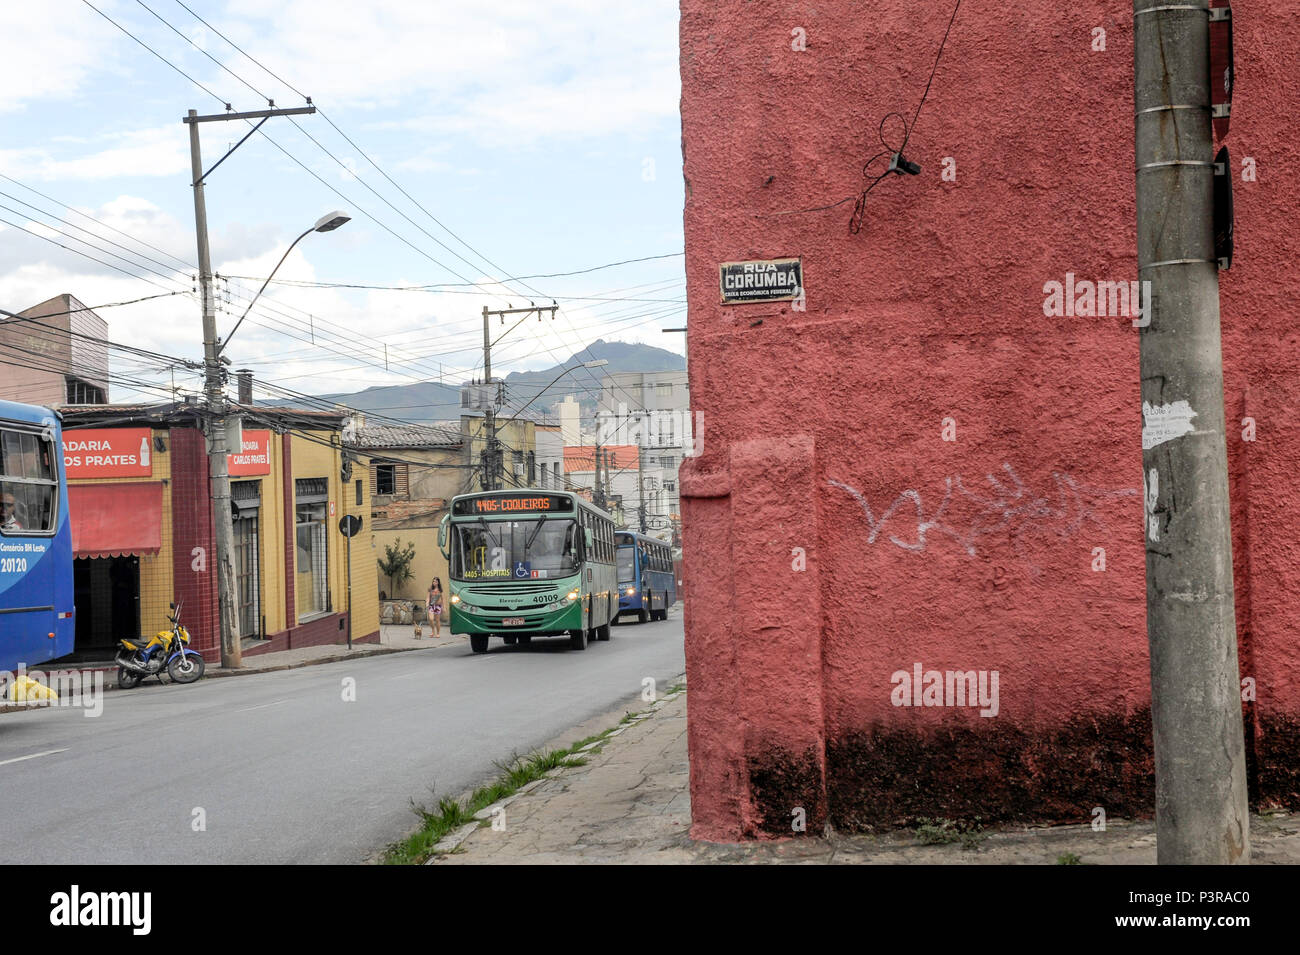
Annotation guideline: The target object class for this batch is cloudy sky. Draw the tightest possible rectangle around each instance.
[0,0,684,408]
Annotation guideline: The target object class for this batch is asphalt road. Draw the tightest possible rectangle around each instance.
[0,612,685,863]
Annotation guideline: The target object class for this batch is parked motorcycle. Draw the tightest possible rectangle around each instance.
[116,600,206,689]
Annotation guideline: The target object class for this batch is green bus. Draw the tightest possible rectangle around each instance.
[439,489,617,653]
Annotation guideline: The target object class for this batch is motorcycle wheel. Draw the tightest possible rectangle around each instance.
[118,667,142,690]
[167,651,205,684]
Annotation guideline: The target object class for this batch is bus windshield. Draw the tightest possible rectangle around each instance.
[616,545,636,583]
[452,518,580,580]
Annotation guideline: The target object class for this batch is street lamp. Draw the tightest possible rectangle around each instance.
[218,210,351,354]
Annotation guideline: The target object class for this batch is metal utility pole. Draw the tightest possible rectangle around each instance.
[1134,1,1249,864]
[185,104,315,669]
[480,303,558,491]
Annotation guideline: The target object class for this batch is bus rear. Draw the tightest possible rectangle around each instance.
[0,400,75,671]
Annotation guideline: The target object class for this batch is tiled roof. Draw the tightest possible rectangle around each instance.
[563,444,639,472]
[349,424,462,449]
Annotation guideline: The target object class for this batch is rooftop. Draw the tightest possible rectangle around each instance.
[348,423,463,450]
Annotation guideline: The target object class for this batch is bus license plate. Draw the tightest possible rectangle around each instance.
[502,617,525,626]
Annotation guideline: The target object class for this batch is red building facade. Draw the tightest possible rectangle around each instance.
[679,1,1299,839]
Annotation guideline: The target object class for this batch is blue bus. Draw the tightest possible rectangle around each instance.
[615,531,675,623]
[0,399,75,671]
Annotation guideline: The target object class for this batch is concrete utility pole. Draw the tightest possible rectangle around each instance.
[185,104,315,669]
[637,421,648,533]
[480,303,558,490]
[1133,1,1249,864]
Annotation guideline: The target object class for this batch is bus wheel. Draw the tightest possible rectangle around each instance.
[637,607,649,624]
[503,634,517,646]
[569,611,589,651]
[470,633,489,653]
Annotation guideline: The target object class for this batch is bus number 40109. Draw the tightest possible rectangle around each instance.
[1,558,29,573]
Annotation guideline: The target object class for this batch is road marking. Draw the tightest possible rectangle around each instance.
[235,699,288,713]
[0,748,68,767]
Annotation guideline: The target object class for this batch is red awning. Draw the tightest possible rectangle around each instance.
[68,482,163,559]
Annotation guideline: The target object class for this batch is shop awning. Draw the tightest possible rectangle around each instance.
[69,482,163,559]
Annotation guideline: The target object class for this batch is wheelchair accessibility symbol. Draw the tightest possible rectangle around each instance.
[513,561,531,579]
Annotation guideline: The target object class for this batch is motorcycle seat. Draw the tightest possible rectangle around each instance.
[120,638,156,650]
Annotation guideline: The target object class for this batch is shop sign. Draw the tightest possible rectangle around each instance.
[228,430,272,476]
[62,428,152,478]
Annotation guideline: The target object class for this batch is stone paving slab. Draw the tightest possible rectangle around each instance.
[434,686,1300,865]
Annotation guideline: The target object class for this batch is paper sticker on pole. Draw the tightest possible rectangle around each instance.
[1142,401,1198,450]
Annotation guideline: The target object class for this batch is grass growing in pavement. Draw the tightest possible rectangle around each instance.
[383,720,642,865]
[382,683,687,865]
[1057,852,1082,865]
[913,817,987,851]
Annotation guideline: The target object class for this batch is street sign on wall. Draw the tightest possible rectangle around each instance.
[719,258,803,305]
[62,428,152,478]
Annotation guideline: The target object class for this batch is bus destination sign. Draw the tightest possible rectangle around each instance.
[719,258,802,305]
[453,493,574,516]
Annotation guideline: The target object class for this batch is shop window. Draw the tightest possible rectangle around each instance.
[295,478,329,618]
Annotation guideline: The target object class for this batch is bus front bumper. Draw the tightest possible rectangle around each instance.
[450,600,585,635]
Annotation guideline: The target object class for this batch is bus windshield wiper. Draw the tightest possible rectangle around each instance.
[524,514,547,555]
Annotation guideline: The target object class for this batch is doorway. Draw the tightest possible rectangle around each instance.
[73,555,140,653]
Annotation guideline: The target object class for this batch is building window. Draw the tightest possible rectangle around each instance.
[64,377,105,405]
[664,480,676,493]
[659,455,677,469]
[375,464,395,496]
[295,478,329,618]
[355,479,363,506]
[656,382,673,398]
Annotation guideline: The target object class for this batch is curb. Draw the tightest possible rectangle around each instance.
[424,675,687,863]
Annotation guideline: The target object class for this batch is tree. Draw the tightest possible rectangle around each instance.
[377,538,416,597]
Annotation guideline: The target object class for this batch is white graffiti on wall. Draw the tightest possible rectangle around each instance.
[828,464,1139,564]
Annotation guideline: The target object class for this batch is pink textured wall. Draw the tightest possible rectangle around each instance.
[680,0,1299,839]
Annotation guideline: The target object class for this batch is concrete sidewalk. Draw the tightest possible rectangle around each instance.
[211,623,459,677]
[434,683,1300,865]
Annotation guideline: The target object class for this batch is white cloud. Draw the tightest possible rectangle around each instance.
[212,0,680,145]
[0,4,109,112]
[0,127,190,181]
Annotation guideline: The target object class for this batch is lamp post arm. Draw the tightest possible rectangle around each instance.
[217,224,313,355]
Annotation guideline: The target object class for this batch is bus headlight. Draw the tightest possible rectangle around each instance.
[450,594,461,604]
[625,586,636,595]
[566,589,580,602]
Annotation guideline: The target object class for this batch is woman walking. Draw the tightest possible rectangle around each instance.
[427,577,444,638]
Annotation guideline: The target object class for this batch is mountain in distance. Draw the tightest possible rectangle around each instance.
[303,339,685,424]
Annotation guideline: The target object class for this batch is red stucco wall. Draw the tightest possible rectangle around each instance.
[680,1,1300,839]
